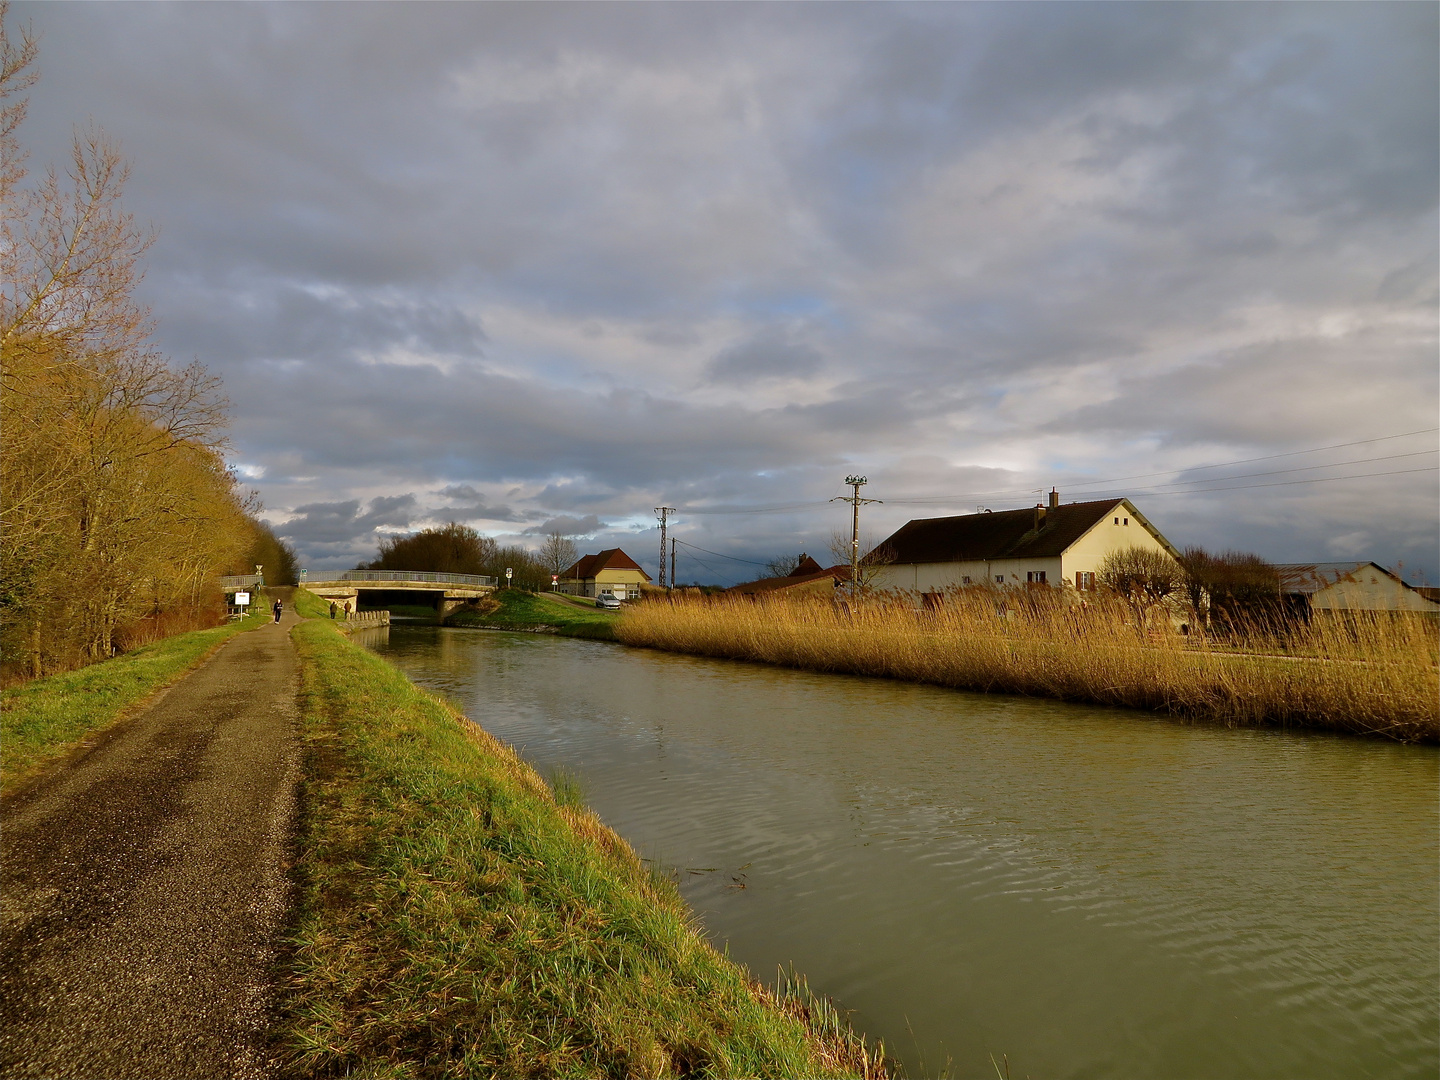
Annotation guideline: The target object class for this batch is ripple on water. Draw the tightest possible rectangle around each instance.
[368,628,1440,1080]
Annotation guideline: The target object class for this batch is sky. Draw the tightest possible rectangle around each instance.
[13,1,1438,585]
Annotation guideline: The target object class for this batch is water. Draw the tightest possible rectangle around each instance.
[356,626,1439,1079]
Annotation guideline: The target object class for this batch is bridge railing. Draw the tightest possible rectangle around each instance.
[221,575,263,590]
[305,569,498,588]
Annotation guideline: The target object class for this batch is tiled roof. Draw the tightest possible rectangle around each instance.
[562,548,651,582]
[727,564,849,595]
[874,499,1160,564]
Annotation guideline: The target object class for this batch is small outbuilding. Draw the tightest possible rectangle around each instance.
[560,548,652,601]
[1275,562,1440,617]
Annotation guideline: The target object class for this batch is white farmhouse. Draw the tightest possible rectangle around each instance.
[868,492,1181,594]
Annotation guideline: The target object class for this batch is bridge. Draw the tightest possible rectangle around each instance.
[301,570,497,619]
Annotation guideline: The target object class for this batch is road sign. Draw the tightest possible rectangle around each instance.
[233,592,251,606]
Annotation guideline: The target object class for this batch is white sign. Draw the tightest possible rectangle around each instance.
[233,591,251,606]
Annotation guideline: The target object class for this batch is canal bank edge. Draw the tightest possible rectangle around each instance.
[281,611,884,1078]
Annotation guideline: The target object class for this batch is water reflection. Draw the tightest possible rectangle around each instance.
[363,627,1439,1080]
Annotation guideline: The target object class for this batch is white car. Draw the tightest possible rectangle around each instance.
[596,594,622,610]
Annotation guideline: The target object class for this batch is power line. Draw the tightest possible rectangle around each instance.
[673,538,770,566]
[670,428,1439,518]
[890,434,1440,506]
[883,448,1440,506]
[1048,426,1438,486]
[1067,464,1438,500]
[677,500,832,516]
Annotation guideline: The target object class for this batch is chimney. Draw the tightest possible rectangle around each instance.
[1049,488,1059,510]
[1035,503,1046,531]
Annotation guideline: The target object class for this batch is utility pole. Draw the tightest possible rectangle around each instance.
[830,476,881,594]
[655,506,676,590]
[670,537,677,590]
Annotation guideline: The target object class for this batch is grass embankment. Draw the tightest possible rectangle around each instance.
[282,615,881,1078]
[0,605,271,796]
[446,589,620,640]
[617,594,1439,743]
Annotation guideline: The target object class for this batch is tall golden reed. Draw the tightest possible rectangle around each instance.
[616,591,1439,742]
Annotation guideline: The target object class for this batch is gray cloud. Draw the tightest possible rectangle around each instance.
[13,1,1436,583]
[524,515,606,537]
[705,328,824,384]
[280,495,421,545]
[434,485,524,524]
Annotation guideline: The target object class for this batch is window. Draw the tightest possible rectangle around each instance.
[1076,571,1095,591]
[1124,517,1129,526]
[995,575,1005,584]
[1027,570,1047,584]
[961,576,972,585]
[1114,517,1120,525]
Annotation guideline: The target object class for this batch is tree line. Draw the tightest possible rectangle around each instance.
[364,522,578,591]
[0,13,290,680]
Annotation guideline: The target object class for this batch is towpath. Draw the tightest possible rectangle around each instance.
[0,601,301,1079]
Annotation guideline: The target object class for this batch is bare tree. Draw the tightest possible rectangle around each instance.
[828,531,895,595]
[764,554,801,578]
[540,531,578,583]
[1098,546,1184,633]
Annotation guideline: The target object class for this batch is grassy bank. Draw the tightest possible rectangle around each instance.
[446,589,620,640]
[282,615,882,1078]
[616,594,1439,743]
[0,606,269,796]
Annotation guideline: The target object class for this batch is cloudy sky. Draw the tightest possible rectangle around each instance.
[15,2,1438,584]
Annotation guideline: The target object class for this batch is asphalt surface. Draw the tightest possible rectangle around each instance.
[1,606,301,1079]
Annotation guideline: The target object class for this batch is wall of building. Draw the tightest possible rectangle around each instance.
[1310,572,1440,613]
[1058,504,1174,588]
[871,556,1065,592]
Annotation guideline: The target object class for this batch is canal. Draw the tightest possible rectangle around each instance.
[357,625,1438,1079]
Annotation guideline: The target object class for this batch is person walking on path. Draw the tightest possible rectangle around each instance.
[272,598,283,624]
[0,601,302,1078]
[329,601,337,619]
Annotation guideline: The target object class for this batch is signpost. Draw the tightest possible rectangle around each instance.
[234,591,251,607]
[505,567,513,589]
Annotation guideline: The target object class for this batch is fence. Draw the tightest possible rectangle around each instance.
[304,569,497,588]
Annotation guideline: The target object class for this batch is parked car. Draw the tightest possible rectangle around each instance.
[597,594,622,610]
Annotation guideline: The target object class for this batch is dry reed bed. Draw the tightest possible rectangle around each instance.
[616,594,1439,743]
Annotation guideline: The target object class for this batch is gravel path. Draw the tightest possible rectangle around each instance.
[1,608,301,1079]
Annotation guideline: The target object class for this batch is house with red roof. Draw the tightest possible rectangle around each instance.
[560,548,652,600]
[726,554,849,597]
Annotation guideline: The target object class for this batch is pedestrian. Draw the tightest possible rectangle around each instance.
[272,598,283,624]
[329,601,337,619]
[343,601,352,620]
